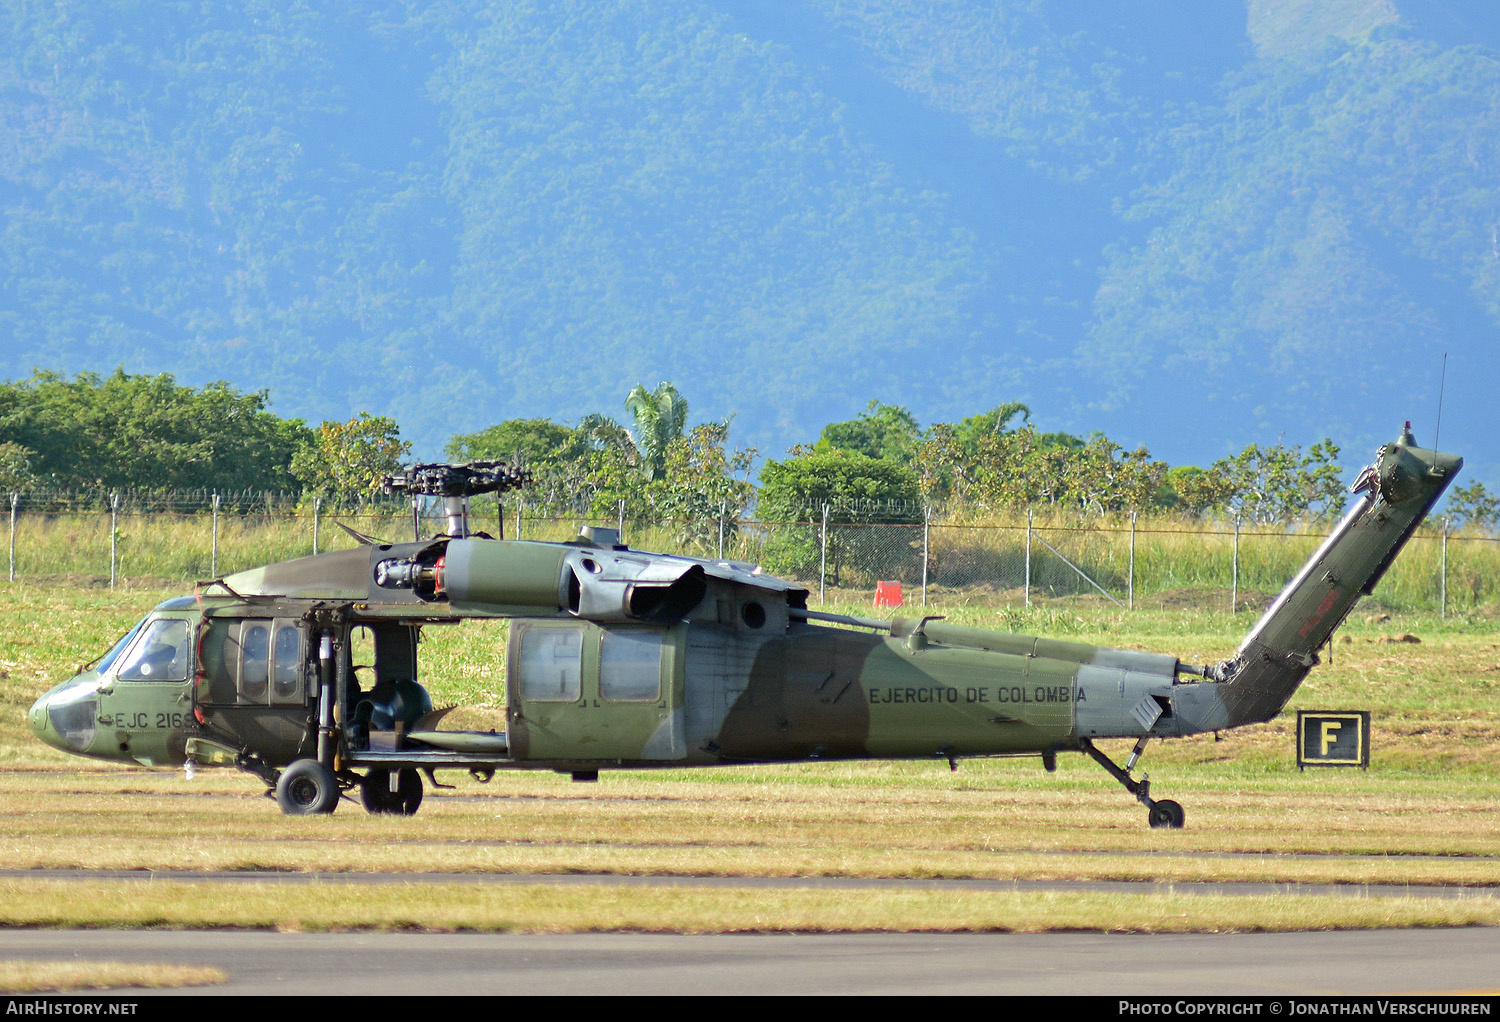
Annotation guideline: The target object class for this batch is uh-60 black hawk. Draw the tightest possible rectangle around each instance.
[30,424,1460,827]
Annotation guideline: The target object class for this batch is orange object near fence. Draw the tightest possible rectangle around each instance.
[874,581,903,607]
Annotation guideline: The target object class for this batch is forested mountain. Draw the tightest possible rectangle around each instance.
[0,1,1495,485]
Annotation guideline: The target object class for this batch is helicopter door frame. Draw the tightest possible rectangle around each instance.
[194,615,316,764]
[94,615,195,766]
[508,620,686,763]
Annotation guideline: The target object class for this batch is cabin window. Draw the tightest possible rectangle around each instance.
[116,619,191,682]
[599,630,662,702]
[517,628,582,702]
[240,623,270,702]
[272,624,303,702]
[212,619,305,706]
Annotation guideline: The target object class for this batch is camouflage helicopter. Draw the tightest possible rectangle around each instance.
[29,424,1459,827]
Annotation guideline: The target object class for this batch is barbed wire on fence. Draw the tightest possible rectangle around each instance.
[4,495,1496,612]
[4,486,426,514]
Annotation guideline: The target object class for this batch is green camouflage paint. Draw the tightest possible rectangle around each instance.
[29,426,1461,824]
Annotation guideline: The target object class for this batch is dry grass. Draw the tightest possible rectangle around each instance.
[0,959,226,993]
[0,879,1495,935]
[3,581,1498,933]
[0,763,1496,887]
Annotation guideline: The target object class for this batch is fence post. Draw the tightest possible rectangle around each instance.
[921,505,930,608]
[618,499,625,542]
[212,493,220,578]
[820,503,829,605]
[313,496,321,555]
[718,502,726,560]
[1232,516,1241,614]
[1441,517,1448,618]
[8,493,16,582]
[109,493,119,589]
[1024,508,1032,608]
[516,499,523,541]
[1129,512,1136,611]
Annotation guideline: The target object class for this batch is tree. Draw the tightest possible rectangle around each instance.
[446,418,586,465]
[1061,435,1167,515]
[0,442,34,492]
[1445,482,1499,533]
[0,369,311,493]
[915,422,1165,516]
[1161,464,1234,516]
[949,402,1031,452]
[442,385,753,524]
[292,413,410,502]
[624,382,690,481]
[816,401,922,462]
[757,448,922,584]
[586,392,756,525]
[636,421,757,547]
[445,418,600,514]
[1207,438,1346,523]
[759,448,922,519]
[915,406,1069,508]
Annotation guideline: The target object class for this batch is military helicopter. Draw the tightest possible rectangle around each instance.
[29,425,1460,827]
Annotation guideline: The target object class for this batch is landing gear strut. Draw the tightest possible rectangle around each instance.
[1079,737,1185,829]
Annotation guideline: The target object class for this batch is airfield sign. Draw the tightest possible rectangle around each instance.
[1297,710,1371,769]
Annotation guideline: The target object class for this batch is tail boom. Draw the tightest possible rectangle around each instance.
[1171,426,1461,734]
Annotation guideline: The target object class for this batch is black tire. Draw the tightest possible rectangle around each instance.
[395,769,423,815]
[276,759,339,815]
[1148,799,1185,829]
[361,767,423,816]
[361,768,396,814]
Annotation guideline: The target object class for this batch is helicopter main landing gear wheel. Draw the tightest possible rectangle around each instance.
[361,767,423,816]
[276,759,340,815]
[1079,738,1185,829]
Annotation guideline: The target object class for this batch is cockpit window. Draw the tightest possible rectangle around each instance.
[93,620,146,677]
[116,619,191,682]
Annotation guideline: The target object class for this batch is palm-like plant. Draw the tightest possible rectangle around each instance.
[624,382,689,480]
[577,412,639,462]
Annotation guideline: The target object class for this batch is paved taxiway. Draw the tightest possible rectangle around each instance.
[3,928,1499,995]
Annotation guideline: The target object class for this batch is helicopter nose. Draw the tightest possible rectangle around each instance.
[28,691,58,747]
[28,678,99,754]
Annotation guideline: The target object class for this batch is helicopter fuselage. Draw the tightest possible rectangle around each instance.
[29,428,1462,827]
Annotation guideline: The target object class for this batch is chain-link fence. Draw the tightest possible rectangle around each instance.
[4,491,1496,614]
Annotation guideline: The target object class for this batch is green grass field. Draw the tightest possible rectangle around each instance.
[2,578,1497,937]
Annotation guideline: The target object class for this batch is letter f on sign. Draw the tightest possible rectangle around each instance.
[1320,720,1342,756]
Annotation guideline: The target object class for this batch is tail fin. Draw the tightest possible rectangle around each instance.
[1174,424,1461,733]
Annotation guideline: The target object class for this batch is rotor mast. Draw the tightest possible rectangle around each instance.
[383,462,532,539]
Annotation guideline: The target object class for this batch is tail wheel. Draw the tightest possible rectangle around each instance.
[361,767,424,816]
[1080,738,1188,830]
[276,759,339,815]
[1148,799,1185,829]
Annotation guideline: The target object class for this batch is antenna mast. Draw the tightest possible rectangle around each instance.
[1434,352,1447,452]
